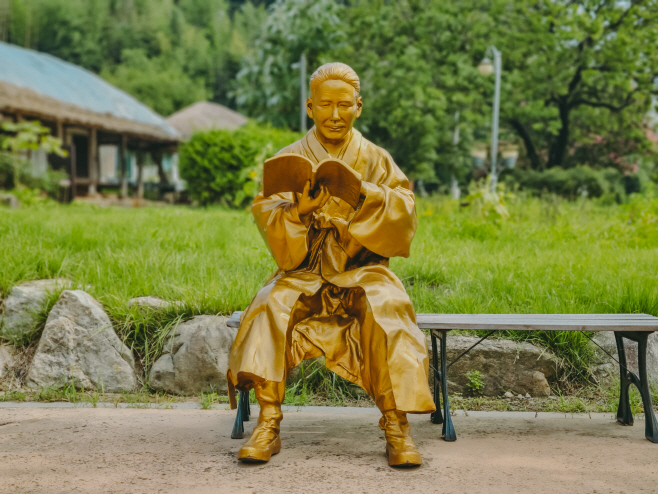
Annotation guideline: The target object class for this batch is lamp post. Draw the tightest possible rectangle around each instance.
[300,53,307,133]
[478,46,502,191]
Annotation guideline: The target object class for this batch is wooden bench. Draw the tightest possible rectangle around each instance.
[226,312,658,443]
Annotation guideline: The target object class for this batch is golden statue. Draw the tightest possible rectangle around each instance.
[227,62,435,467]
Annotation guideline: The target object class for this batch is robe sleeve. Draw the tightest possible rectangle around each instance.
[347,153,417,258]
[251,191,309,271]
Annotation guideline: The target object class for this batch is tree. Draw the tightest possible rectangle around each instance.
[329,0,491,180]
[491,0,658,170]
[233,0,346,129]
[5,0,268,115]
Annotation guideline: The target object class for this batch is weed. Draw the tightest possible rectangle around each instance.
[200,391,220,410]
[466,370,485,395]
[0,390,26,402]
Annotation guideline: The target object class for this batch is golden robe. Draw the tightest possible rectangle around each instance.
[227,128,435,414]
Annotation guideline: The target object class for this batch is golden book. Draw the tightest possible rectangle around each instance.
[262,153,362,209]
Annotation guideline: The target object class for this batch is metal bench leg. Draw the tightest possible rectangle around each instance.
[231,390,249,439]
[615,332,634,427]
[438,330,456,441]
[240,389,251,422]
[430,333,444,425]
[614,331,658,443]
[636,333,658,442]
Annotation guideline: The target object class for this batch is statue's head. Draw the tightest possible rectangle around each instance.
[307,62,363,143]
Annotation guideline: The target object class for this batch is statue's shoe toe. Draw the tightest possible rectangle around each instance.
[386,444,422,468]
[238,437,281,463]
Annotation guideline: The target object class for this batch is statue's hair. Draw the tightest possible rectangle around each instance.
[310,62,360,96]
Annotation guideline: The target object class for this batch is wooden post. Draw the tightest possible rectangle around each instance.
[136,151,144,200]
[56,120,64,140]
[89,128,98,196]
[119,134,128,199]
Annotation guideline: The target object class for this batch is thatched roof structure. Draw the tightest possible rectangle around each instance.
[167,101,248,139]
[0,42,179,143]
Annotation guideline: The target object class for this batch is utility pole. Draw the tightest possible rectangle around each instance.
[300,53,307,133]
[450,111,460,200]
[478,46,502,192]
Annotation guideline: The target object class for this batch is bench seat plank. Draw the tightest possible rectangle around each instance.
[415,313,658,332]
[227,311,658,332]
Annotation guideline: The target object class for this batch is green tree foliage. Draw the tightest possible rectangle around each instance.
[233,0,346,129]
[490,0,658,170]
[5,0,267,115]
[179,123,301,207]
[4,0,658,184]
[332,0,490,180]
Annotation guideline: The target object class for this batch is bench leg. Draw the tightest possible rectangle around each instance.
[435,330,456,441]
[430,333,443,425]
[231,390,250,439]
[614,331,658,443]
[615,332,634,427]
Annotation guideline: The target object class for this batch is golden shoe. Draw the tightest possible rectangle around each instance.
[237,421,281,462]
[238,381,284,464]
[381,410,422,468]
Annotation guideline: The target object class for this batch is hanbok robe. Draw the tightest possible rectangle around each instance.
[227,127,435,414]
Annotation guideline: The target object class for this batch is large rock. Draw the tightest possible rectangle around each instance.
[149,315,237,395]
[27,290,137,393]
[0,345,13,380]
[0,279,72,341]
[590,332,658,387]
[429,335,557,397]
[0,192,19,209]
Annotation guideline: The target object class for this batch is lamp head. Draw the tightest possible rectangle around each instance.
[478,57,494,76]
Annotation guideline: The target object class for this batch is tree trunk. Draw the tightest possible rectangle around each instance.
[508,118,543,170]
[548,101,570,168]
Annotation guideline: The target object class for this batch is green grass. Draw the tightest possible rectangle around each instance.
[1,193,657,385]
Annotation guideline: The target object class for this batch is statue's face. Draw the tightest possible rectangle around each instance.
[307,79,362,142]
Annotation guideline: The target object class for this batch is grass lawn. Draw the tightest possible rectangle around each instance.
[1,193,657,388]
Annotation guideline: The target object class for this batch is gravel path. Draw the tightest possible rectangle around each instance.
[1,404,656,493]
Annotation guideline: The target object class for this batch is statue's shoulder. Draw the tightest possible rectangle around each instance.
[359,135,394,163]
[276,139,305,156]
[357,133,409,187]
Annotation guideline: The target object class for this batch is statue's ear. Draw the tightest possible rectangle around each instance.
[355,96,363,118]
[306,97,314,119]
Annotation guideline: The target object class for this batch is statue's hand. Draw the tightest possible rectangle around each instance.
[298,180,331,216]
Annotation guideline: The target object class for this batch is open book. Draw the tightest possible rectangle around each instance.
[262,153,362,209]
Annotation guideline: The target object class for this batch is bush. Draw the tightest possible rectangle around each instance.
[179,122,302,207]
[502,166,626,200]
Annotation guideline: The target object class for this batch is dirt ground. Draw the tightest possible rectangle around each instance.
[1,404,657,494]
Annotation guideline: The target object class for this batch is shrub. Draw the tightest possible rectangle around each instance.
[179,122,302,207]
[502,166,624,200]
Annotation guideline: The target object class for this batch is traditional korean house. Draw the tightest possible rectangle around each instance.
[0,41,180,199]
[166,101,248,140]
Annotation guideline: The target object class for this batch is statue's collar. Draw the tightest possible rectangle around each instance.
[301,126,362,166]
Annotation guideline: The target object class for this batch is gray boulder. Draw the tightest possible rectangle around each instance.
[0,192,19,209]
[429,335,557,397]
[0,279,72,341]
[590,332,658,387]
[149,315,237,395]
[27,290,137,393]
[0,345,13,380]
[127,296,183,311]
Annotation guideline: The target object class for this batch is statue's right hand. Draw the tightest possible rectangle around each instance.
[298,180,331,216]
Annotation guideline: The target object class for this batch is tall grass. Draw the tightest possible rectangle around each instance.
[1,193,657,382]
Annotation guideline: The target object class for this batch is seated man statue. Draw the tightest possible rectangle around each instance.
[227,62,435,467]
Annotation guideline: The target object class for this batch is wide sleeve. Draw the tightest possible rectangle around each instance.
[251,191,310,271]
[347,154,417,258]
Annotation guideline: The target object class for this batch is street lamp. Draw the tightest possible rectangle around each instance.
[478,46,502,191]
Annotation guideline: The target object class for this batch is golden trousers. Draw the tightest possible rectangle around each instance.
[228,273,427,413]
